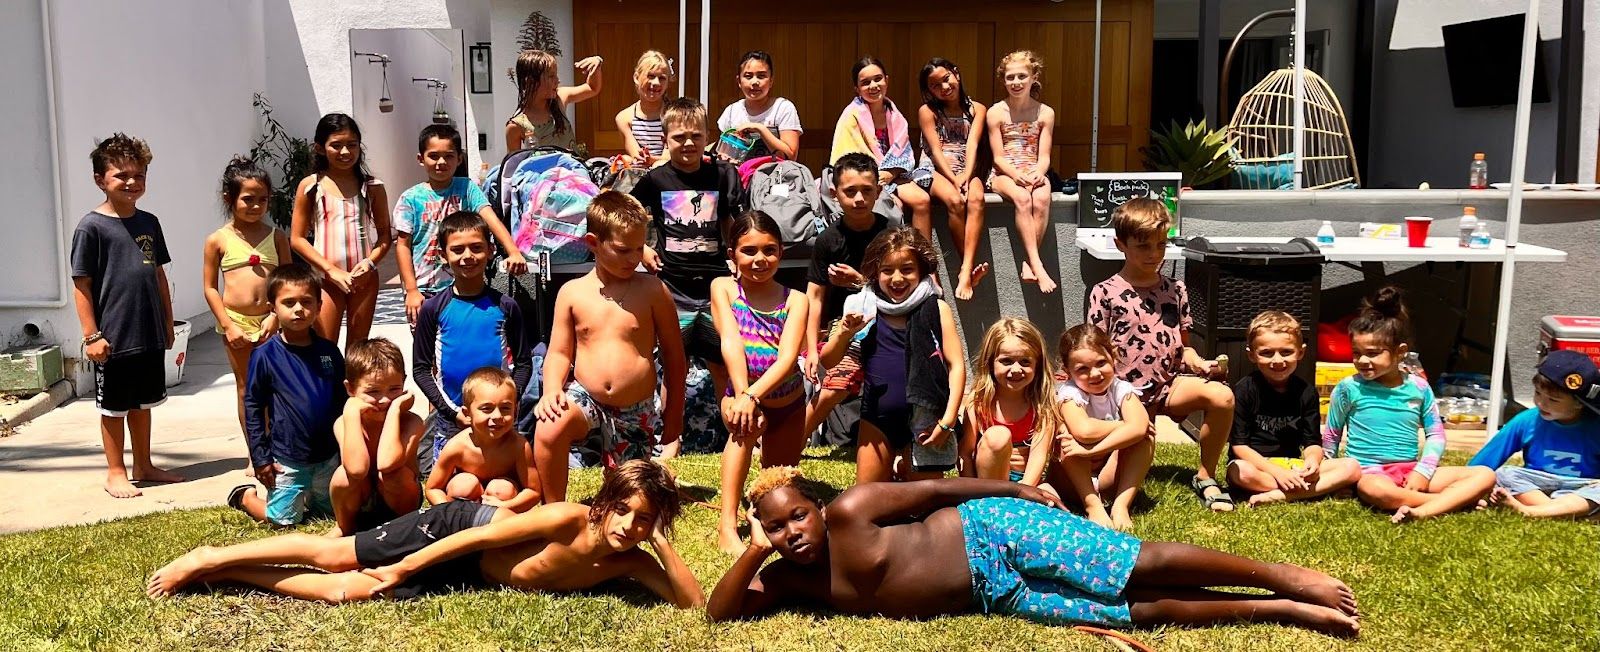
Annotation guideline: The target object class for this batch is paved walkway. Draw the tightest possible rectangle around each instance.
[0,296,420,535]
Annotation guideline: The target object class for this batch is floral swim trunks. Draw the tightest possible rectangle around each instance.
[564,380,661,468]
[958,497,1142,627]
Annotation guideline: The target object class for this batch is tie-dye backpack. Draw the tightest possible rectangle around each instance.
[482,147,599,265]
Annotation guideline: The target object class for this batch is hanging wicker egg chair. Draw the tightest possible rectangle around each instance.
[1226,68,1361,189]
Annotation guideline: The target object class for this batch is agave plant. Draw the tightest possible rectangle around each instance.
[1141,119,1235,188]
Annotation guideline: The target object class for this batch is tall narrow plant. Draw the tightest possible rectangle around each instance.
[1141,119,1235,188]
[517,11,561,56]
[247,93,312,230]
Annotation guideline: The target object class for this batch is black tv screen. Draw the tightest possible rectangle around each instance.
[1442,14,1550,108]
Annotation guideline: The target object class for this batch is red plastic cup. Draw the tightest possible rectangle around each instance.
[1404,216,1432,248]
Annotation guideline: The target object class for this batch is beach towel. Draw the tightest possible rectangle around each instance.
[829,97,914,172]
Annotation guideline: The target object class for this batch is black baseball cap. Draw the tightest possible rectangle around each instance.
[1537,350,1600,416]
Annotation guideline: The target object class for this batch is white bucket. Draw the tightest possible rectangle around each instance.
[164,320,192,387]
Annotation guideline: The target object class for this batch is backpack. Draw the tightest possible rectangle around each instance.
[481,147,599,265]
[816,164,902,229]
[744,159,823,257]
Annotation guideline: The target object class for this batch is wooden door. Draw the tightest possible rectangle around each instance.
[575,1,1152,174]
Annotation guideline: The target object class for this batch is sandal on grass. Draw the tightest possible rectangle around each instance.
[226,484,254,513]
[1191,476,1235,512]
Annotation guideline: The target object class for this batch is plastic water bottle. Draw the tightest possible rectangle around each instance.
[1470,221,1491,249]
[1316,221,1336,248]
[1457,206,1478,248]
[1468,152,1489,189]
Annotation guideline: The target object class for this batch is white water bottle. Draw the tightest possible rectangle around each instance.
[1457,207,1478,248]
[1316,221,1336,248]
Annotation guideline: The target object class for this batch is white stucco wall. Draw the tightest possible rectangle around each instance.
[0,0,266,364]
[350,28,467,192]
[267,0,502,176]
[488,0,574,165]
[0,1,63,320]
[3,0,565,367]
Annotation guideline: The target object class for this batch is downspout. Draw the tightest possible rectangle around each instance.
[0,0,72,309]
[1090,0,1101,172]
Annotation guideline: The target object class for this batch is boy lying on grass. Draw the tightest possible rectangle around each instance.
[148,460,701,605]
[709,468,1359,638]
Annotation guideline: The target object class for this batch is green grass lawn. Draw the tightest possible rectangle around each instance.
[1,445,1594,651]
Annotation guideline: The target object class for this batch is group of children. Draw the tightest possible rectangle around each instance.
[507,48,1063,300]
[58,44,1596,639]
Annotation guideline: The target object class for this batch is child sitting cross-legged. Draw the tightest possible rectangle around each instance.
[1226,311,1361,507]
[1473,349,1600,519]
[1324,287,1496,523]
[326,337,426,537]
[425,367,540,511]
[1055,324,1155,531]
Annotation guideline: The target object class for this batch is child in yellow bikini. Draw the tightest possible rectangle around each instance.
[203,157,291,469]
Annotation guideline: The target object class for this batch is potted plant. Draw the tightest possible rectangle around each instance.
[1141,119,1235,189]
[248,93,313,230]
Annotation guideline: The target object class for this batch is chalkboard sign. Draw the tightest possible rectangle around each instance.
[1077,172,1183,233]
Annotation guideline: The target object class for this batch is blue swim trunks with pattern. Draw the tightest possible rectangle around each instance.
[958,497,1143,627]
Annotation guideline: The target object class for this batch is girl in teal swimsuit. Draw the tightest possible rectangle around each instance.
[710,211,810,554]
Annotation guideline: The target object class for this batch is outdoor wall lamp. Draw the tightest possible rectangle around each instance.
[412,77,450,124]
[354,51,395,113]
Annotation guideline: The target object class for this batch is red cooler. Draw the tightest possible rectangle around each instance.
[1539,315,1600,367]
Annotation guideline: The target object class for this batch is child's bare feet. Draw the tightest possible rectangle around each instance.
[106,473,141,498]
[1247,490,1288,507]
[1273,562,1359,617]
[955,263,989,301]
[1085,504,1115,530]
[1491,489,1532,515]
[1019,265,1038,285]
[147,547,216,598]
[1282,600,1361,638]
[1391,505,1419,524]
[717,525,747,556]
[132,465,185,485]
[1110,508,1134,532]
[1032,263,1057,294]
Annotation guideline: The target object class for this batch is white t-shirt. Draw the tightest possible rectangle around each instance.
[1057,378,1142,422]
[716,97,803,159]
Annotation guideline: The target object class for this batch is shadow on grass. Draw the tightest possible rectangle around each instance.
[802,446,856,462]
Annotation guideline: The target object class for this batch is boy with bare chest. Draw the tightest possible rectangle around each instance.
[709,468,1360,638]
[426,368,539,511]
[532,192,687,502]
[148,461,702,606]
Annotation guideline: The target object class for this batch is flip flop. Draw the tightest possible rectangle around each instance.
[226,484,255,513]
[1191,475,1235,512]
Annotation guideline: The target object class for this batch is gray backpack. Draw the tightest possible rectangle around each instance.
[745,160,823,257]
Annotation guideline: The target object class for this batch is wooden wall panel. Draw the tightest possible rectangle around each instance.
[574,0,1152,175]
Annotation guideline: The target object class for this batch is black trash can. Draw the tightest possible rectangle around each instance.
[1182,237,1325,385]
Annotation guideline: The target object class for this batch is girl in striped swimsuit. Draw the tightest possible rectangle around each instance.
[613,50,672,167]
[710,211,810,555]
[290,113,391,351]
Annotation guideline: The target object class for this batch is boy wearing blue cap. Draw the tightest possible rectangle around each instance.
[1472,350,1600,519]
